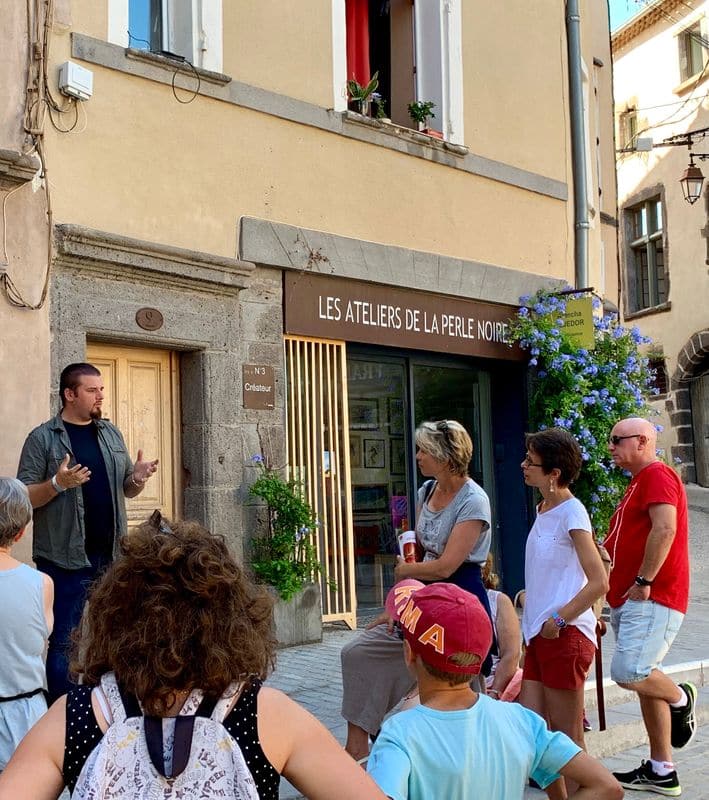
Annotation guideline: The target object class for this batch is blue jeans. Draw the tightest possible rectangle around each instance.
[35,554,110,703]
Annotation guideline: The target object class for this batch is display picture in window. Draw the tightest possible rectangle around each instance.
[349,436,362,468]
[390,438,405,475]
[350,398,379,430]
[388,398,404,435]
[364,439,385,469]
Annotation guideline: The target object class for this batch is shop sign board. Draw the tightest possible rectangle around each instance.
[283,273,524,361]
[560,297,595,351]
[243,364,275,410]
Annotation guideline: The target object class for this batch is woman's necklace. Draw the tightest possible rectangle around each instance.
[539,490,573,513]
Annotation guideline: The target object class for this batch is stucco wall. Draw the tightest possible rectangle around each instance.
[614,0,709,474]
[39,2,615,292]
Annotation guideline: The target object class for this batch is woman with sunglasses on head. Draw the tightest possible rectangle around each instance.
[519,428,609,800]
[0,514,386,800]
[342,420,494,761]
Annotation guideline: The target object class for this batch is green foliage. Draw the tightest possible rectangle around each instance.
[249,456,321,601]
[347,72,380,113]
[407,100,436,126]
[508,289,658,536]
[372,92,387,119]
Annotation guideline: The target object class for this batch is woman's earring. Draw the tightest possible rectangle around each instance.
[549,479,556,494]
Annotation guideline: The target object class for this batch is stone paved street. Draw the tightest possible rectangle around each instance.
[268,484,709,798]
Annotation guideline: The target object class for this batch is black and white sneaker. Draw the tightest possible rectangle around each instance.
[613,760,681,796]
[671,681,697,750]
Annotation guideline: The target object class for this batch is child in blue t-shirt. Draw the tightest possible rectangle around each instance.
[367,580,621,800]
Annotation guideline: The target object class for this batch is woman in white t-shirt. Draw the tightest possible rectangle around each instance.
[519,428,608,795]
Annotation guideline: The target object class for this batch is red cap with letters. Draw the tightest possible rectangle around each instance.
[385,580,492,675]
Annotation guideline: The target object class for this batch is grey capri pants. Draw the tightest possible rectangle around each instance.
[340,623,415,735]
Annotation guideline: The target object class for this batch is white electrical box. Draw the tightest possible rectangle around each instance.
[58,61,93,101]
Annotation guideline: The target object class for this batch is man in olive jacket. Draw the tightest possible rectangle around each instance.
[17,363,158,700]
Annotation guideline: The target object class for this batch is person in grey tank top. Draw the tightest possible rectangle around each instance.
[0,478,53,771]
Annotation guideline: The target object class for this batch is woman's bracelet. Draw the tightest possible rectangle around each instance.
[551,611,567,629]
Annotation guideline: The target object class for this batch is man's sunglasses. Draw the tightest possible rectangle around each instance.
[609,434,642,445]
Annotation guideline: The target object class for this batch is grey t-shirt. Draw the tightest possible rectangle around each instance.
[416,478,492,564]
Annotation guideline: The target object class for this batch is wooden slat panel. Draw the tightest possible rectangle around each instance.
[284,335,356,629]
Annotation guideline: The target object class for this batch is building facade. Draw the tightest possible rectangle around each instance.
[1,0,617,624]
[614,0,709,486]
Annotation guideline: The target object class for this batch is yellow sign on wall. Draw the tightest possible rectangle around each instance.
[561,297,595,350]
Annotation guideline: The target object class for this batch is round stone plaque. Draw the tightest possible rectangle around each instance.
[135,308,164,331]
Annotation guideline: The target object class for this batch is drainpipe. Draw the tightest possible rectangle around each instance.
[566,0,589,289]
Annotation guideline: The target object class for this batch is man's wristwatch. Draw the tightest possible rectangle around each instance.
[50,474,65,493]
[635,575,654,587]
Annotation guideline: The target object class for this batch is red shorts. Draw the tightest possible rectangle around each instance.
[523,625,595,690]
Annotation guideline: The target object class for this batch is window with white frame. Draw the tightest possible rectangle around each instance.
[626,196,667,313]
[678,20,708,82]
[340,0,464,144]
[109,0,223,72]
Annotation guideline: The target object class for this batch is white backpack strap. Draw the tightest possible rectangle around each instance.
[177,689,204,716]
[211,681,242,723]
[98,673,128,724]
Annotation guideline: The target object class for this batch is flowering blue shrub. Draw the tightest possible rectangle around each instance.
[509,289,656,535]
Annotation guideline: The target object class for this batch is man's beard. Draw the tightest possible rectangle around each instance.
[90,408,102,420]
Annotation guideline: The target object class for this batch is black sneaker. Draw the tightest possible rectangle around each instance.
[670,681,697,749]
[613,760,681,796]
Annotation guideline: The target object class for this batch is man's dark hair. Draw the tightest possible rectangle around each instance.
[59,363,101,407]
[525,427,582,487]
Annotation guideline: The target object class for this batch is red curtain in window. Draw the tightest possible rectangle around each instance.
[346,0,370,85]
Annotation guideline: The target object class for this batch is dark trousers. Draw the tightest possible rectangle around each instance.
[35,554,110,704]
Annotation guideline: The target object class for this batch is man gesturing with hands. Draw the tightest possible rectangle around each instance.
[18,363,158,701]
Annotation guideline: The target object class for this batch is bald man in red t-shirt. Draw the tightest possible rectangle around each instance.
[603,418,696,796]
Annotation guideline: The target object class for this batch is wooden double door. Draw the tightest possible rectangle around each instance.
[86,343,181,526]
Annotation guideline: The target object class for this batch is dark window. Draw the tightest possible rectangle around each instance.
[626,197,666,312]
[648,357,668,397]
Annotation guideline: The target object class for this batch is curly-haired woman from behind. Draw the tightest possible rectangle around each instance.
[0,514,386,800]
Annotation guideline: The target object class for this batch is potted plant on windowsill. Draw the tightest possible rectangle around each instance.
[249,454,322,647]
[347,71,379,116]
[407,100,443,139]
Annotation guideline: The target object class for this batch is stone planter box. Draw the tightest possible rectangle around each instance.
[271,583,322,648]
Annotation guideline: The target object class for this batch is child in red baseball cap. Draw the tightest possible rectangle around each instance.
[366,581,621,800]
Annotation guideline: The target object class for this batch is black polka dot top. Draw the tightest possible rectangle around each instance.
[63,678,280,798]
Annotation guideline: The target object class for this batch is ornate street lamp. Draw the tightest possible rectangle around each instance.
[679,158,705,205]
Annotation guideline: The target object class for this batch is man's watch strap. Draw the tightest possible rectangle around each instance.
[635,575,654,587]
[50,474,65,493]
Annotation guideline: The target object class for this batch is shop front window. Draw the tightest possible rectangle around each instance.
[348,352,492,611]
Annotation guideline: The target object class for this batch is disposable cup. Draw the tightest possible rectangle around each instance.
[398,530,418,563]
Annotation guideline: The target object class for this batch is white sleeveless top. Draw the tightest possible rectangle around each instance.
[0,563,47,696]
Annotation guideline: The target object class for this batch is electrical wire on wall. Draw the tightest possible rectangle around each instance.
[618,1,709,153]
[1,0,82,309]
[127,29,201,104]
